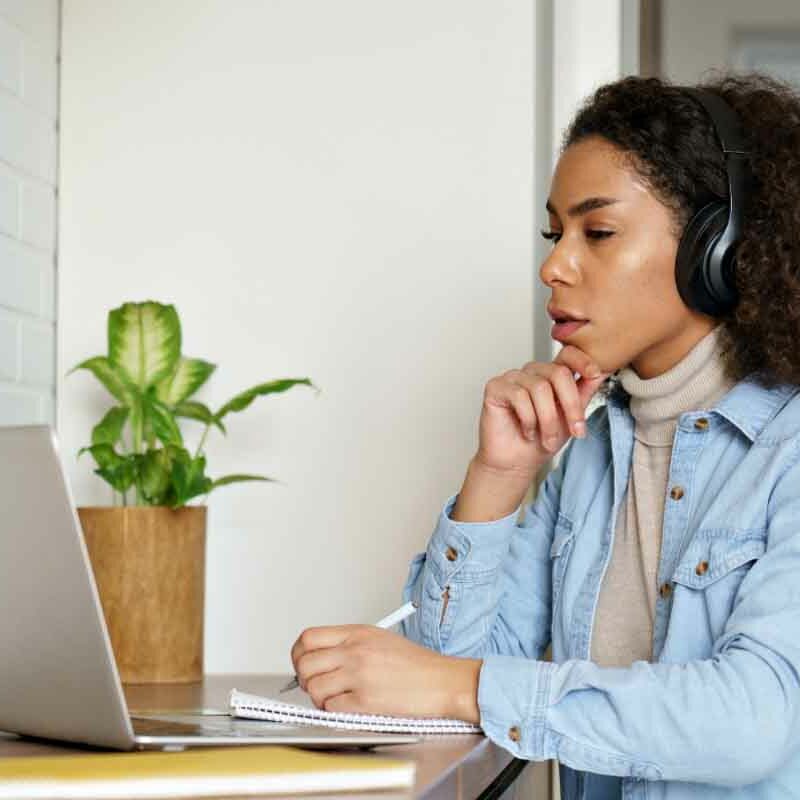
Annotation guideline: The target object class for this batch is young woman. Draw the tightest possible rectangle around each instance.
[289,71,800,797]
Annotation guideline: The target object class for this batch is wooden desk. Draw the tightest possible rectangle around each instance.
[0,674,540,799]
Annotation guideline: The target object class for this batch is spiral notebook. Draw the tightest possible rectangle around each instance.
[229,688,483,734]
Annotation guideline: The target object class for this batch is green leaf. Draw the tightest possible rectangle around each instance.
[210,473,280,489]
[142,394,183,448]
[96,458,137,493]
[78,443,125,470]
[128,394,145,451]
[215,378,316,421]
[91,406,129,447]
[78,444,136,493]
[66,356,134,404]
[171,451,212,508]
[174,400,226,434]
[108,301,181,391]
[155,357,216,406]
[137,448,174,505]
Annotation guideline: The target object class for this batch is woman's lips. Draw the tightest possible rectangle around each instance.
[551,319,588,341]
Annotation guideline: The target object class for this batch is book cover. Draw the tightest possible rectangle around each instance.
[0,744,415,798]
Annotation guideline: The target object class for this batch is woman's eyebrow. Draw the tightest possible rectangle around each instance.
[546,196,620,217]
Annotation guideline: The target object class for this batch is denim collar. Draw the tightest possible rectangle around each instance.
[599,374,798,443]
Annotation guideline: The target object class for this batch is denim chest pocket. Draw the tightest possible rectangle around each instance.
[550,514,575,608]
[671,529,766,590]
[664,528,766,661]
[668,529,766,649]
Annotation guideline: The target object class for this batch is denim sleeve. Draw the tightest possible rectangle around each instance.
[399,440,571,659]
[477,439,800,788]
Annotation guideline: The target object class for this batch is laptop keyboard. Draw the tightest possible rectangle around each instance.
[131,715,297,737]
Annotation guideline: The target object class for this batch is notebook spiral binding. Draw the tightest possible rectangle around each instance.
[230,690,483,735]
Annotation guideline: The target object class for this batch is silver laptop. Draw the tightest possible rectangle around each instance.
[0,425,420,751]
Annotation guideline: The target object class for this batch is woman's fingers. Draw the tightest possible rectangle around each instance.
[554,345,602,382]
[305,666,350,709]
[509,363,581,448]
[576,371,609,406]
[290,625,355,673]
[528,362,586,439]
[502,348,608,451]
[490,373,538,440]
[521,373,561,448]
[551,346,610,425]
[553,345,607,408]
[474,343,612,475]
[288,626,468,720]
[295,646,344,692]
[494,369,565,450]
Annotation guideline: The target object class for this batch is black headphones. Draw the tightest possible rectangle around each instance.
[674,87,755,317]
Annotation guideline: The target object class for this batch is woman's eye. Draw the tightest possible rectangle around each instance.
[539,229,614,244]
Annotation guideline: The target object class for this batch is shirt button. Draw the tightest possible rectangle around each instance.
[508,726,521,742]
[445,546,458,562]
[670,485,685,500]
[694,417,709,430]
[659,582,672,598]
[695,560,709,576]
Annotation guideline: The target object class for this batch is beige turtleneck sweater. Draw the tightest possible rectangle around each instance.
[589,325,737,667]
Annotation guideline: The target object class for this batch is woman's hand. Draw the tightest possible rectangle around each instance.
[475,344,610,476]
[289,625,482,723]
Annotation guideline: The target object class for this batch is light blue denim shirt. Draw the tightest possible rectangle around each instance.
[400,376,800,798]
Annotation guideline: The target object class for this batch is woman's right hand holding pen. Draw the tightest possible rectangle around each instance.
[451,345,610,523]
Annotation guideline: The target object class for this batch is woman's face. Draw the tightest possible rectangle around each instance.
[540,134,717,379]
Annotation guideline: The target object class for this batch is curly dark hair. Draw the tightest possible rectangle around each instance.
[560,70,800,396]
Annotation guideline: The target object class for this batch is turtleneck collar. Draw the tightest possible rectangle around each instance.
[617,325,737,445]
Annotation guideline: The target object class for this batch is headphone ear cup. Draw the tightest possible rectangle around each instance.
[675,201,729,316]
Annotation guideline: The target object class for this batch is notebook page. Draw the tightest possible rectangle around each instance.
[229,689,482,734]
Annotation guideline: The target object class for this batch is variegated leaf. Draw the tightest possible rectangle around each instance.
[91,406,129,447]
[215,378,316,421]
[108,301,181,390]
[66,356,133,404]
[143,395,184,447]
[210,473,280,489]
[155,357,216,406]
[174,401,226,434]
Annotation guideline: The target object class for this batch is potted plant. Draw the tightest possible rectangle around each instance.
[68,300,317,683]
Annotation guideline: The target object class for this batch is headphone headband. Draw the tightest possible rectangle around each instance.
[680,87,750,154]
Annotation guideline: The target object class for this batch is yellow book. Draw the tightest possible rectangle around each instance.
[0,745,415,798]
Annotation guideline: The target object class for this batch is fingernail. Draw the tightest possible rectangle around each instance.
[544,436,559,451]
[572,421,586,437]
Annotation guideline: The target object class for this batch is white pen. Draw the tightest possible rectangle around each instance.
[279,600,418,693]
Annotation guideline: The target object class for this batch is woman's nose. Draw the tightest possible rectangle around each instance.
[539,242,579,287]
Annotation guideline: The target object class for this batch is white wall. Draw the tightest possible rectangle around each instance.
[58,0,538,675]
[661,0,800,84]
[0,0,59,425]
[548,0,625,461]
